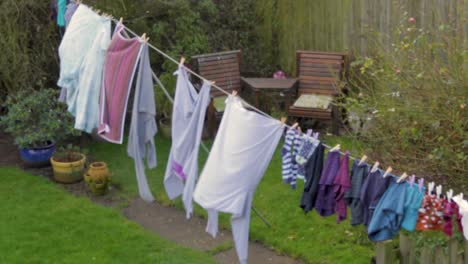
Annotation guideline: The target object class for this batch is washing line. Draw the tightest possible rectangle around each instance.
[110,17,455,197]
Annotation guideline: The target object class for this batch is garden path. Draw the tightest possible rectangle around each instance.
[0,132,300,264]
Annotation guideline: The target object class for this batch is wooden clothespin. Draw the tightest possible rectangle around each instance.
[428,182,435,194]
[140,33,149,42]
[291,122,299,129]
[446,189,453,201]
[119,17,123,24]
[280,117,287,124]
[436,185,442,198]
[330,144,340,152]
[179,57,186,65]
[382,166,392,178]
[370,161,380,173]
[396,172,408,183]
[232,90,238,96]
[358,155,367,165]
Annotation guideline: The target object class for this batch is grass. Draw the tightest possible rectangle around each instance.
[88,134,375,264]
[0,167,216,264]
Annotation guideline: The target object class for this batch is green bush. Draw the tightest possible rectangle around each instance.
[0,88,79,148]
[343,15,467,192]
[0,0,59,101]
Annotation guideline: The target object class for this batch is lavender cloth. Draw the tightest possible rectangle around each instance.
[127,44,157,203]
[359,169,393,226]
[164,65,211,218]
[333,152,351,223]
[315,150,341,217]
[64,1,78,28]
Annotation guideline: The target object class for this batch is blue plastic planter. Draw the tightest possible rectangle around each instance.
[19,142,56,167]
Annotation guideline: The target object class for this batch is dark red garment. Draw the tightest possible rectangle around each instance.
[443,199,463,237]
[333,152,351,223]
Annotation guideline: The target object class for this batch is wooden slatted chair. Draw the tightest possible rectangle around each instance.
[192,50,242,137]
[288,51,348,135]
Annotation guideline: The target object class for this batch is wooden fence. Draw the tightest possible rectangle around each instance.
[376,234,468,264]
[255,0,466,74]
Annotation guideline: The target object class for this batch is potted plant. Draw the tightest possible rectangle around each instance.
[0,88,79,167]
[50,144,86,183]
[156,71,176,138]
[84,161,111,195]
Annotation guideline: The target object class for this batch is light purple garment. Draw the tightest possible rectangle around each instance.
[164,65,211,218]
[64,2,78,28]
[127,44,157,203]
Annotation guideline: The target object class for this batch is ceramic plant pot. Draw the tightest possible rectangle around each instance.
[50,153,86,183]
[19,141,56,167]
[85,162,110,195]
[159,117,172,138]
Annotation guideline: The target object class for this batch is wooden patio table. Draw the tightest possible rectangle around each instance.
[241,77,298,111]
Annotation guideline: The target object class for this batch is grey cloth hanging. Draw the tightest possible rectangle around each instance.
[127,44,157,203]
[164,65,211,218]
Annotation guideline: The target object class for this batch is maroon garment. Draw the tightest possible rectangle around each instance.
[315,151,341,217]
[333,152,351,223]
[443,199,463,237]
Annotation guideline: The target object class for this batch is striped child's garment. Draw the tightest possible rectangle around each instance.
[281,128,302,189]
[98,23,143,144]
[164,65,211,218]
[295,136,319,181]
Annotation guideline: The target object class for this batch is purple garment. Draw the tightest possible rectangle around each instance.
[315,150,341,217]
[359,169,393,226]
[64,2,78,28]
[333,152,351,223]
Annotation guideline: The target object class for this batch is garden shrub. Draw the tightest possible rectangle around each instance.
[0,0,59,102]
[343,15,467,192]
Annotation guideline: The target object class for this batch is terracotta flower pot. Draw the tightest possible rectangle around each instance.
[85,162,110,195]
[50,153,86,183]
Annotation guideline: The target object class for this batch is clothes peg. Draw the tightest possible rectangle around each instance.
[428,182,435,194]
[306,129,313,137]
[436,185,442,198]
[383,166,392,178]
[418,178,424,192]
[396,172,408,183]
[370,161,380,173]
[291,122,299,129]
[119,17,123,24]
[358,155,368,165]
[179,57,186,65]
[409,175,415,187]
[330,144,340,152]
[232,90,238,96]
[446,189,453,201]
[140,33,147,42]
[313,132,319,140]
[280,117,287,124]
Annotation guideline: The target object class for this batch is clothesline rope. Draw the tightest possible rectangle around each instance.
[109,17,454,190]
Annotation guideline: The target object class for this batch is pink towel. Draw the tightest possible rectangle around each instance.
[99,23,142,144]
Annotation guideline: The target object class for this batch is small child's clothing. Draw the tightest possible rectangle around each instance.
[416,194,445,231]
[344,161,368,225]
[401,185,425,232]
[295,136,319,181]
[315,150,341,217]
[333,152,351,223]
[443,199,463,237]
[368,180,406,242]
[299,143,325,213]
[359,169,393,226]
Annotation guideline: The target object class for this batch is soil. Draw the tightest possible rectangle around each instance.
[0,131,301,264]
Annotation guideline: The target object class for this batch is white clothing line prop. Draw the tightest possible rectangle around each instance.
[107,16,462,206]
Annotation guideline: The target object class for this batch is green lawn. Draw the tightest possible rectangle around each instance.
[89,135,375,264]
[0,167,215,264]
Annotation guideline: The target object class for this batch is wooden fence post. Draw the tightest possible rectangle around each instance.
[421,246,432,264]
[399,234,415,264]
[448,239,458,264]
[464,241,468,264]
[376,241,395,264]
